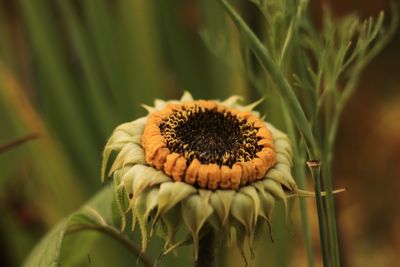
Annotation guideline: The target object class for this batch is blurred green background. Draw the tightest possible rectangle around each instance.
[0,0,399,266]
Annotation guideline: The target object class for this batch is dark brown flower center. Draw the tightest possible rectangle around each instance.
[159,107,262,167]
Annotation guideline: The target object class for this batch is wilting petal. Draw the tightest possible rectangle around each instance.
[239,186,260,226]
[128,165,170,196]
[108,143,146,176]
[156,182,196,219]
[210,190,235,227]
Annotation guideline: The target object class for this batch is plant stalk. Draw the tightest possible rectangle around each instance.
[196,229,217,267]
[322,156,341,267]
[296,159,315,267]
[325,111,343,267]
[307,160,330,267]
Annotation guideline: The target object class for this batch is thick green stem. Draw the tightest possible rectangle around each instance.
[307,160,330,267]
[196,229,216,267]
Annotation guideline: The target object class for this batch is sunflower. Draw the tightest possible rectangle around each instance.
[101,92,302,262]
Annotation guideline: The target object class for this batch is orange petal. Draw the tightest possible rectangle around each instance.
[244,161,257,183]
[246,115,259,124]
[207,164,221,190]
[239,162,249,185]
[185,158,201,185]
[149,113,163,124]
[153,147,170,170]
[142,124,161,144]
[237,111,253,120]
[256,127,273,139]
[164,153,181,176]
[172,156,187,182]
[216,104,227,113]
[231,163,242,190]
[258,138,274,149]
[197,164,209,188]
[226,107,239,116]
[253,121,264,128]
[252,157,267,179]
[220,165,232,189]
[146,140,166,163]
[256,148,276,168]
[205,100,218,110]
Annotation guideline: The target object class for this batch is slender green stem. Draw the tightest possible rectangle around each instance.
[325,105,345,267]
[322,156,340,267]
[66,224,153,267]
[296,158,315,267]
[307,160,330,267]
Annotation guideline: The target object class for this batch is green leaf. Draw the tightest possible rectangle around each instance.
[23,185,114,267]
[23,218,69,267]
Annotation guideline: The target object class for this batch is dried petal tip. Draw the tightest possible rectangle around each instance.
[141,100,277,190]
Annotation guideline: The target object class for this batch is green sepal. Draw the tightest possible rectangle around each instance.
[112,183,129,231]
[209,189,235,228]
[254,183,275,220]
[239,186,260,227]
[158,207,182,250]
[133,189,150,253]
[127,165,170,197]
[263,179,288,220]
[155,182,196,221]
[109,143,146,176]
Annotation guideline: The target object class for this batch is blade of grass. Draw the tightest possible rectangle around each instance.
[115,0,164,115]
[82,0,134,120]
[19,0,100,183]
[56,0,116,138]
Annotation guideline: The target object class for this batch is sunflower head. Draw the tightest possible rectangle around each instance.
[102,92,298,261]
[142,98,277,190]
